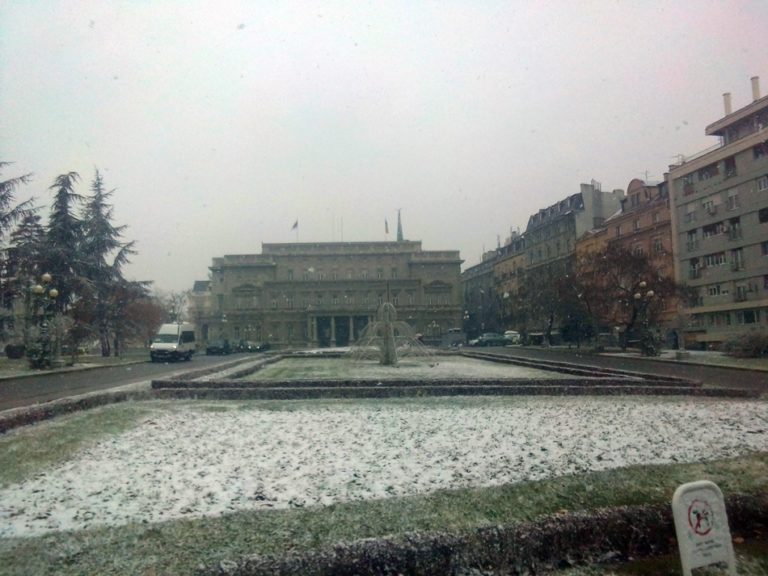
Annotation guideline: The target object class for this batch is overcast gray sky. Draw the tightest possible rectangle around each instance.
[2,1,767,292]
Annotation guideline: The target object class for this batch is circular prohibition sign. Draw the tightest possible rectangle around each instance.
[687,498,714,536]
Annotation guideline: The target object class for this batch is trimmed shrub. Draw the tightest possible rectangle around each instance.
[723,330,768,358]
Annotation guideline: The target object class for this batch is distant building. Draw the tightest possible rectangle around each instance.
[666,76,768,347]
[460,182,624,341]
[521,182,624,337]
[191,241,463,347]
[461,249,501,336]
[605,178,678,329]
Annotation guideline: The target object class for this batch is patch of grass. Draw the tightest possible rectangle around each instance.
[0,402,152,488]
[1,453,767,575]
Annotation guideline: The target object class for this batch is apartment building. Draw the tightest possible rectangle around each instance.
[666,76,768,346]
[521,183,624,335]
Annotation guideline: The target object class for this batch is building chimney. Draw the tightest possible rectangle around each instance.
[723,92,732,115]
[751,76,761,101]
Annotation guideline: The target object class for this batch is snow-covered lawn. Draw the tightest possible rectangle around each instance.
[1,396,767,538]
[243,355,578,380]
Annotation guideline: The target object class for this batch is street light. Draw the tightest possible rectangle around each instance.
[26,273,62,369]
[633,281,657,356]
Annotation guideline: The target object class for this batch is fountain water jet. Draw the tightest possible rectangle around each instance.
[348,302,435,366]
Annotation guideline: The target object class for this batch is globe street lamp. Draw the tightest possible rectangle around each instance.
[27,273,62,369]
[633,281,657,356]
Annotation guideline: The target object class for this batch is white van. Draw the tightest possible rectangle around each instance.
[150,323,196,362]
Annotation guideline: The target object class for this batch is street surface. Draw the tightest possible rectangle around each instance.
[0,354,242,411]
[1,348,765,413]
[488,347,767,392]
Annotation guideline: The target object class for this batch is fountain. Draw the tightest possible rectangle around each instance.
[348,301,436,366]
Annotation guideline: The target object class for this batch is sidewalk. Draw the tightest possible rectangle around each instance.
[600,348,768,372]
[523,344,768,372]
[0,353,149,382]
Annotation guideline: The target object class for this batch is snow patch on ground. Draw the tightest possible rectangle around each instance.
[245,355,579,380]
[1,397,766,538]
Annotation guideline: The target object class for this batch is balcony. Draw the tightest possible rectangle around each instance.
[706,205,718,216]
[734,292,749,303]
[730,260,744,272]
[727,228,742,241]
[688,268,701,279]
[686,240,699,252]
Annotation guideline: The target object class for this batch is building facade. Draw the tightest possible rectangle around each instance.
[192,241,463,348]
[666,77,768,346]
[461,250,501,336]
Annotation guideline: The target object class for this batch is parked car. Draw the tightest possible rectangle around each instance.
[504,330,521,344]
[472,332,508,347]
[205,339,231,355]
[236,340,258,352]
[254,342,271,352]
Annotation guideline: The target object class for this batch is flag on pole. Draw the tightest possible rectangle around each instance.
[291,219,298,231]
[385,218,389,234]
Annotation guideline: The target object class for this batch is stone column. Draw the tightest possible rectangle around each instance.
[330,316,337,346]
[348,316,355,342]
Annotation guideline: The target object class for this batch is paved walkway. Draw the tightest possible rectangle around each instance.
[599,348,768,372]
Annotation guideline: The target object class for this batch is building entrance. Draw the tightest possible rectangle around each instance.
[316,317,332,347]
[334,316,350,347]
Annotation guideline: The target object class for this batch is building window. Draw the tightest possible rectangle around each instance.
[724,156,737,179]
[762,241,768,256]
[760,207,768,223]
[630,194,640,207]
[759,175,768,191]
[731,248,744,270]
[702,199,717,215]
[361,270,368,279]
[764,274,768,290]
[632,243,644,256]
[702,223,723,238]
[736,310,759,324]
[633,219,640,231]
[287,269,294,280]
[614,225,621,237]
[652,212,660,224]
[271,299,277,309]
[754,143,767,160]
[332,294,338,305]
[703,252,726,267]
[653,237,663,254]
[726,189,740,211]
[698,163,719,180]
[707,284,722,296]
[391,267,398,279]
[685,205,696,222]
[376,268,383,279]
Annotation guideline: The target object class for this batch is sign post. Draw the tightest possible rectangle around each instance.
[672,480,736,575]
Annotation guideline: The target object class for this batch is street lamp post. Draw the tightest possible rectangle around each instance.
[26,273,62,369]
[633,281,657,356]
